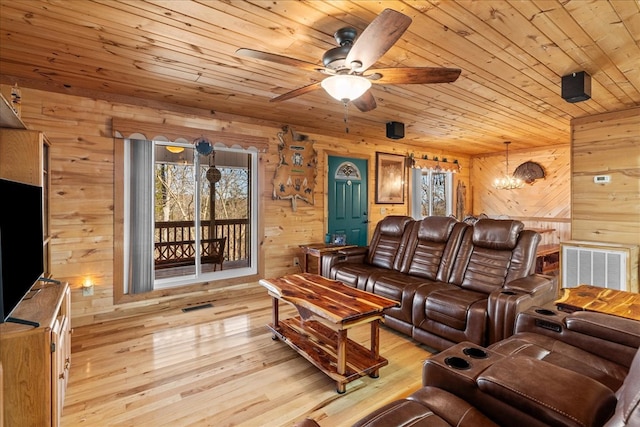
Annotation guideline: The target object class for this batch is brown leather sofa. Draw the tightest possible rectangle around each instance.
[323,215,558,350]
[296,307,640,427]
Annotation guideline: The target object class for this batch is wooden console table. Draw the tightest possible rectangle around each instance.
[535,244,560,275]
[259,273,398,393]
[555,285,640,321]
[299,243,356,276]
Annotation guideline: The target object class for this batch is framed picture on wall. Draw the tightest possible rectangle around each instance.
[375,152,405,204]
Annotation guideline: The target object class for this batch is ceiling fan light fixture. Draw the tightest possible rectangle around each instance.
[321,74,371,102]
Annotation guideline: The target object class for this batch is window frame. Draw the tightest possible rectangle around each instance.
[410,168,454,219]
[112,122,266,304]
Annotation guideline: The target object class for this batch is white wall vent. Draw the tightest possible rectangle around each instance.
[560,241,639,292]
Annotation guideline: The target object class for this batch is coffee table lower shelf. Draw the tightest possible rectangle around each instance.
[267,316,389,393]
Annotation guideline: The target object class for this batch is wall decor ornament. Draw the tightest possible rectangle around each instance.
[273,126,317,211]
[513,161,546,184]
[194,136,213,155]
[376,152,406,204]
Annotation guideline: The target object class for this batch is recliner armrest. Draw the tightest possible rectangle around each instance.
[486,274,558,344]
[565,311,640,348]
[514,308,639,368]
[321,246,369,278]
[336,246,369,257]
[503,274,555,295]
[478,356,616,427]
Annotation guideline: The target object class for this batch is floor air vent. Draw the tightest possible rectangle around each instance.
[182,303,213,313]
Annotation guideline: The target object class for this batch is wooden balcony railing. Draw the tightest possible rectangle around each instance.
[154,219,249,269]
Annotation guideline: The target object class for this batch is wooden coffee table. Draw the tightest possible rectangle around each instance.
[259,273,399,393]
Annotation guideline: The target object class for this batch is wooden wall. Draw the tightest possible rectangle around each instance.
[12,86,474,327]
[571,107,640,246]
[470,145,571,245]
[14,85,636,327]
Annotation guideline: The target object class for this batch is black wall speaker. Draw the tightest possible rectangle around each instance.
[561,71,591,103]
[386,121,405,139]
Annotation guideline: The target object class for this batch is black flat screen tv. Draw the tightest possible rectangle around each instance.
[0,178,44,322]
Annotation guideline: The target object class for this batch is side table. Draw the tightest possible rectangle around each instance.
[555,284,640,321]
[299,243,356,276]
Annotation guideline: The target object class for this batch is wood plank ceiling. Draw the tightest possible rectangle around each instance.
[0,0,638,155]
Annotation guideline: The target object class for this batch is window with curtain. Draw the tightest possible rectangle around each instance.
[122,138,258,294]
[410,168,454,219]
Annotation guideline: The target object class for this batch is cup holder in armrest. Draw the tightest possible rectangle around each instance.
[500,291,516,295]
[535,308,557,316]
[445,356,471,370]
[463,347,488,359]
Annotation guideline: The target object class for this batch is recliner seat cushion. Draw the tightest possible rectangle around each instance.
[489,332,629,391]
[426,288,487,330]
[333,264,390,290]
[478,356,617,427]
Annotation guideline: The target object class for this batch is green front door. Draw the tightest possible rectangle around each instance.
[327,156,368,246]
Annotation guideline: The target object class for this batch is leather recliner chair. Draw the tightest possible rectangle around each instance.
[294,307,640,427]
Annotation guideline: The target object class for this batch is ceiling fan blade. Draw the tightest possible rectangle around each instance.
[368,67,461,84]
[270,81,323,102]
[236,48,322,73]
[352,90,377,112]
[346,9,412,72]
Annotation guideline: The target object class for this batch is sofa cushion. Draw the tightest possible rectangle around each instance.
[450,220,527,294]
[367,215,414,269]
[400,218,467,281]
[460,246,513,293]
[472,219,523,250]
[426,288,487,330]
[505,229,541,279]
[364,217,467,327]
[417,216,457,243]
[366,274,437,325]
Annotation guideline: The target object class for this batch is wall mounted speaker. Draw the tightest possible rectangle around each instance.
[561,71,591,103]
[386,121,404,139]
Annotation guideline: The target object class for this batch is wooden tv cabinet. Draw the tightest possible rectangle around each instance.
[0,281,71,426]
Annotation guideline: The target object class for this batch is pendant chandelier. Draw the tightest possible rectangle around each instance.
[493,141,524,190]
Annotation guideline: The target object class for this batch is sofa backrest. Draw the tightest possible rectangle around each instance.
[449,219,537,293]
[367,215,415,270]
[399,216,469,281]
[505,229,541,281]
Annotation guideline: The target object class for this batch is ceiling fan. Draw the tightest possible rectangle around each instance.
[236,8,461,112]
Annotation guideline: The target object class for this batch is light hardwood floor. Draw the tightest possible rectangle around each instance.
[62,283,434,426]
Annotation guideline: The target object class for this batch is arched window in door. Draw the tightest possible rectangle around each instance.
[334,161,362,182]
